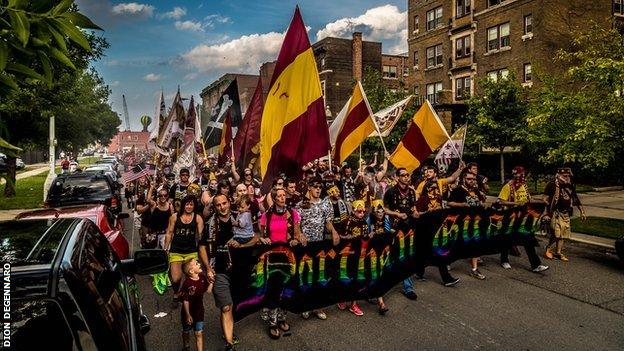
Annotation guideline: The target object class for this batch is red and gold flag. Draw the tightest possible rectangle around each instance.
[259,7,329,191]
[218,110,233,167]
[389,100,451,173]
[233,77,263,171]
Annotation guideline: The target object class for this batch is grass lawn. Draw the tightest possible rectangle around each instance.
[0,172,47,210]
[571,216,624,239]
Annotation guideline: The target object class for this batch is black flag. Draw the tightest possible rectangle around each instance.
[204,79,242,148]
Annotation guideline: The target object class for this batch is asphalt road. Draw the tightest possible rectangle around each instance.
[123,214,624,351]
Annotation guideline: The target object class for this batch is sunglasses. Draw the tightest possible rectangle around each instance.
[399,173,409,177]
[158,194,168,198]
[355,209,365,213]
[245,173,252,176]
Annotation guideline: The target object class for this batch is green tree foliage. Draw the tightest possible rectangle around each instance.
[528,22,624,171]
[466,72,529,181]
[0,0,101,94]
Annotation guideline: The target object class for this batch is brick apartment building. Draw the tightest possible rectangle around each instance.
[107,131,151,153]
[407,0,618,124]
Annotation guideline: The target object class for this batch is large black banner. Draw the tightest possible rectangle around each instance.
[229,205,544,320]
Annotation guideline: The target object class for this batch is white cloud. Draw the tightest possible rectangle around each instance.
[175,20,204,32]
[105,59,119,66]
[109,80,121,87]
[184,73,199,80]
[160,6,186,20]
[204,14,231,28]
[181,31,284,73]
[316,5,407,54]
[143,73,163,81]
[111,2,155,17]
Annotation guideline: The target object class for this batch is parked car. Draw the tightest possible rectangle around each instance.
[96,158,119,172]
[2,218,167,351]
[83,148,95,156]
[16,157,25,169]
[16,204,130,259]
[45,173,123,214]
[616,235,623,264]
[84,164,118,182]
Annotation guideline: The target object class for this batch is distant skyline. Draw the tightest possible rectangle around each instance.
[77,0,408,131]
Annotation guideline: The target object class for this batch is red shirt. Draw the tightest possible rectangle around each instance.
[179,273,208,322]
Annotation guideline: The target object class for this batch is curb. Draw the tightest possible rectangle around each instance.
[535,232,615,250]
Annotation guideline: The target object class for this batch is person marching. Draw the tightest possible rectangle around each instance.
[146,181,174,249]
[543,167,586,262]
[164,195,204,307]
[179,258,209,351]
[367,200,392,314]
[170,168,193,212]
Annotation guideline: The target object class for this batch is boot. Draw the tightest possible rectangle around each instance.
[544,247,554,259]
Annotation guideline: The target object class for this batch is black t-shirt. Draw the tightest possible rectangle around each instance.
[544,181,577,215]
[200,216,233,274]
[383,186,417,214]
[169,183,190,212]
[448,187,484,207]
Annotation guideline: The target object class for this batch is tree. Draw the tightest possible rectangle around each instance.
[528,22,624,173]
[0,0,101,94]
[466,72,529,182]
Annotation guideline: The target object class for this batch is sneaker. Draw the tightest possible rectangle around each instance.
[225,343,236,351]
[416,275,427,282]
[301,312,310,319]
[313,310,327,320]
[349,303,364,316]
[403,290,418,300]
[532,265,550,273]
[470,269,486,280]
[337,302,347,310]
[501,262,512,269]
[544,247,554,259]
[555,253,569,262]
[443,277,461,287]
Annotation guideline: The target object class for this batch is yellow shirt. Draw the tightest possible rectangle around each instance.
[415,178,448,211]
[498,182,530,204]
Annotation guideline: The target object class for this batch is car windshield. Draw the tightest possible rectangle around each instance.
[48,176,112,203]
[0,219,75,266]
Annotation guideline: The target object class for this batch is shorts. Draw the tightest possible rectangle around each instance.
[551,212,571,239]
[168,252,198,263]
[182,321,204,332]
[233,236,253,245]
[213,273,233,308]
[157,233,167,249]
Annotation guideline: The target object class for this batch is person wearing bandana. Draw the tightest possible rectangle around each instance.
[367,200,392,314]
[543,167,586,262]
[324,184,350,236]
[336,200,371,316]
[170,168,192,213]
[194,165,216,193]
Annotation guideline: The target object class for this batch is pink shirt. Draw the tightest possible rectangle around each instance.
[260,209,300,243]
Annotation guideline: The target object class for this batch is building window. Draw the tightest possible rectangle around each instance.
[523,63,532,82]
[455,35,471,58]
[403,67,410,76]
[321,80,326,96]
[487,22,510,52]
[487,68,509,82]
[426,7,443,31]
[488,0,503,7]
[615,0,624,15]
[413,51,419,68]
[413,15,419,32]
[456,0,471,17]
[320,57,325,68]
[524,14,533,34]
[383,65,398,78]
[456,76,471,99]
[426,44,443,68]
[426,82,443,103]
[414,85,420,96]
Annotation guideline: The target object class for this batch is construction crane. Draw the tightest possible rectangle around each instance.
[122,94,131,131]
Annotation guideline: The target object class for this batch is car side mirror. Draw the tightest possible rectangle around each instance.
[124,249,168,275]
[117,212,129,219]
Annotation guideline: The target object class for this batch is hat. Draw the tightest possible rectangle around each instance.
[201,165,211,172]
[512,166,525,175]
[165,173,175,180]
[187,183,201,197]
[352,200,366,211]
[371,199,384,210]
[557,167,573,175]
[327,185,340,197]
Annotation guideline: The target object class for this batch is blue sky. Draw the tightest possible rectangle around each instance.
[77,0,407,131]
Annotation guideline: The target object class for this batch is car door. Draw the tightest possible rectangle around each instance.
[71,223,139,350]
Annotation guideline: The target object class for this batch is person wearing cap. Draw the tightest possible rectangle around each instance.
[170,168,192,213]
[296,176,340,321]
[194,165,216,193]
[340,164,357,206]
[336,200,371,316]
[324,184,349,235]
[543,167,586,262]
[415,162,465,211]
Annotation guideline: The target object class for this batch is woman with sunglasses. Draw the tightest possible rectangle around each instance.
[147,181,175,249]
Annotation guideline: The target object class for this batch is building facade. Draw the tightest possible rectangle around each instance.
[382,53,411,92]
[107,131,151,153]
[407,0,616,120]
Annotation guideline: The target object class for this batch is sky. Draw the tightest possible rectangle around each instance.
[76,0,408,131]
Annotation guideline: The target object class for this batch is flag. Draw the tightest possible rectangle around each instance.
[368,96,413,137]
[204,79,242,148]
[218,109,233,166]
[149,90,169,156]
[157,89,166,133]
[158,90,185,149]
[233,77,263,171]
[173,143,196,179]
[434,124,467,173]
[260,7,330,192]
[330,81,378,164]
[121,163,156,184]
[194,103,202,143]
[389,100,451,173]
[183,96,197,148]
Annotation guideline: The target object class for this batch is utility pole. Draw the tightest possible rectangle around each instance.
[43,114,57,201]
